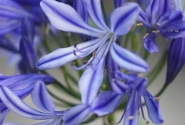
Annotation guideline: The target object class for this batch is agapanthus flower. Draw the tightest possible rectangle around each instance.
[0,74,53,124]
[0,82,64,125]
[37,0,148,73]
[166,38,185,84]
[37,0,149,107]
[137,0,185,52]
[90,55,164,125]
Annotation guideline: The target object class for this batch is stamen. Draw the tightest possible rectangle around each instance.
[138,73,144,77]
[143,33,149,39]
[73,48,77,56]
[83,61,88,64]
[156,23,160,26]
[137,23,143,26]
[175,30,179,33]
[155,97,160,101]
[128,116,134,120]
[146,121,150,124]
[94,114,98,119]
[93,51,96,58]
[168,29,173,32]
[74,43,78,48]
[152,30,160,33]
[138,111,141,116]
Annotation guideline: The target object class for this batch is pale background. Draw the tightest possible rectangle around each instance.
[2,0,185,124]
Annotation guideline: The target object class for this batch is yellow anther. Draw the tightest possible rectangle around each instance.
[137,23,143,26]
[143,33,149,39]
[128,116,134,120]
[152,30,160,33]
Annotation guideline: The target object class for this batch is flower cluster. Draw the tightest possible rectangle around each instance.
[0,0,184,125]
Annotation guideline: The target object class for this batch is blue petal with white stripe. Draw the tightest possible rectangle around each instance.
[110,3,139,36]
[40,0,105,37]
[110,42,149,72]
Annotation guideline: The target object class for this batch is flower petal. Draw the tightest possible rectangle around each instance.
[0,86,54,120]
[145,0,159,25]
[0,0,30,19]
[132,77,147,95]
[110,42,149,72]
[83,0,109,31]
[0,20,21,35]
[143,33,159,53]
[21,17,35,42]
[0,108,9,124]
[160,21,185,39]
[143,91,164,124]
[114,0,126,8]
[0,74,53,91]
[111,79,128,94]
[19,37,37,73]
[79,58,105,104]
[123,91,138,125]
[110,2,139,36]
[37,37,102,70]
[63,104,90,125]
[91,91,122,116]
[73,0,88,22]
[40,0,104,37]
[31,82,55,113]
[166,38,185,84]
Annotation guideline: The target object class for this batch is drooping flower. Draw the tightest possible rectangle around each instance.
[137,0,185,52]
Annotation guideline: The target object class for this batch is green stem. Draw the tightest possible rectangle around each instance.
[155,83,169,97]
[48,89,76,107]
[82,115,97,124]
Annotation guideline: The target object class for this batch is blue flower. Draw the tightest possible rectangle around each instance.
[90,55,163,125]
[0,82,64,125]
[37,0,149,106]
[166,38,185,84]
[37,0,149,73]
[0,74,53,124]
[137,0,185,52]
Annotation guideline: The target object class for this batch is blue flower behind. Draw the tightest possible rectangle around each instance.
[137,0,185,53]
